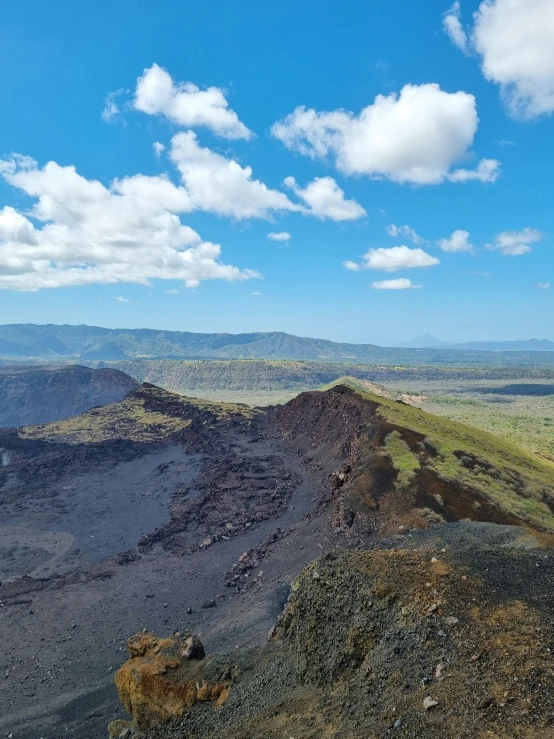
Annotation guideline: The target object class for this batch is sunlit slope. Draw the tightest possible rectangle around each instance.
[328,380,554,532]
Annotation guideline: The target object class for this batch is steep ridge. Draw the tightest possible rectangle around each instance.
[1,382,554,738]
[269,384,554,534]
[0,365,138,427]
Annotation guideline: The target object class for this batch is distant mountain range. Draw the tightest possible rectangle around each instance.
[396,334,554,352]
[0,323,389,362]
[1,324,554,364]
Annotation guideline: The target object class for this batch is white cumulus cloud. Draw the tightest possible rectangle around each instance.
[445,1,554,119]
[443,2,469,53]
[134,63,251,139]
[438,229,473,252]
[267,232,291,242]
[0,155,260,291]
[283,176,366,221]
[486,228,542,256]
[153,141,165,158]
[372,278,422,290]
[386,224,424,244]
[169,131,300,219]
[474,0,554,118]
[344,246,440,272]
[115,296,130,302]
[271,83,496,185]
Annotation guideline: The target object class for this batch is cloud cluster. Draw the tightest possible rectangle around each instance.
[371,278,421,290]
[166,132,365,222]
[0,125,369,291]
[5,57,534,295]
[444,0,554,119]
[486,228,542,256]
[134,64,251,139]
[0,156,260,291]
[344,246,440,272]
[272,83,497,185]
[438,229,473,252]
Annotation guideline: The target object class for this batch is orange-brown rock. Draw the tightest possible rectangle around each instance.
[112,631,229,732]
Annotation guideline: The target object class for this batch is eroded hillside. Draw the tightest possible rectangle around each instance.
[270,383,554,534]
[0,365,138,427]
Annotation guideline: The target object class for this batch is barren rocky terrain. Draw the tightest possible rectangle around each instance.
[1,379,553,738]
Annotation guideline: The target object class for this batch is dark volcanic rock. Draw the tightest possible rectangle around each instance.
[126,547,554,739]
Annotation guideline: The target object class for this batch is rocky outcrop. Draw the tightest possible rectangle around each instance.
[109,632,230,735]
[121,542,554,738]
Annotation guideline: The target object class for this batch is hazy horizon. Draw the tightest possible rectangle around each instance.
[2,320,554,348]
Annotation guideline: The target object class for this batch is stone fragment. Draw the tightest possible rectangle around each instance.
[181,635,205,661]
[477,697,493,710]
[108,719,134,738]
[112,632,230,732]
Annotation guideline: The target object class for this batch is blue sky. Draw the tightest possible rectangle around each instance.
[0,0,553,344]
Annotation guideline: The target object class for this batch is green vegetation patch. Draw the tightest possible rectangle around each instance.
[429,395,487,408]
[339,382,554,532]
[384,431,420,488]
[421,392,554,459]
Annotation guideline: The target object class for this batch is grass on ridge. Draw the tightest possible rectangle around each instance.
[384,431,421,488]
[333,378,554,531]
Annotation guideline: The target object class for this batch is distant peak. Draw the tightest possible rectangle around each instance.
[395,334,450,348]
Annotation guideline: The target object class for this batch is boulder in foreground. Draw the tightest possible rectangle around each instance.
[109,632,229,735]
